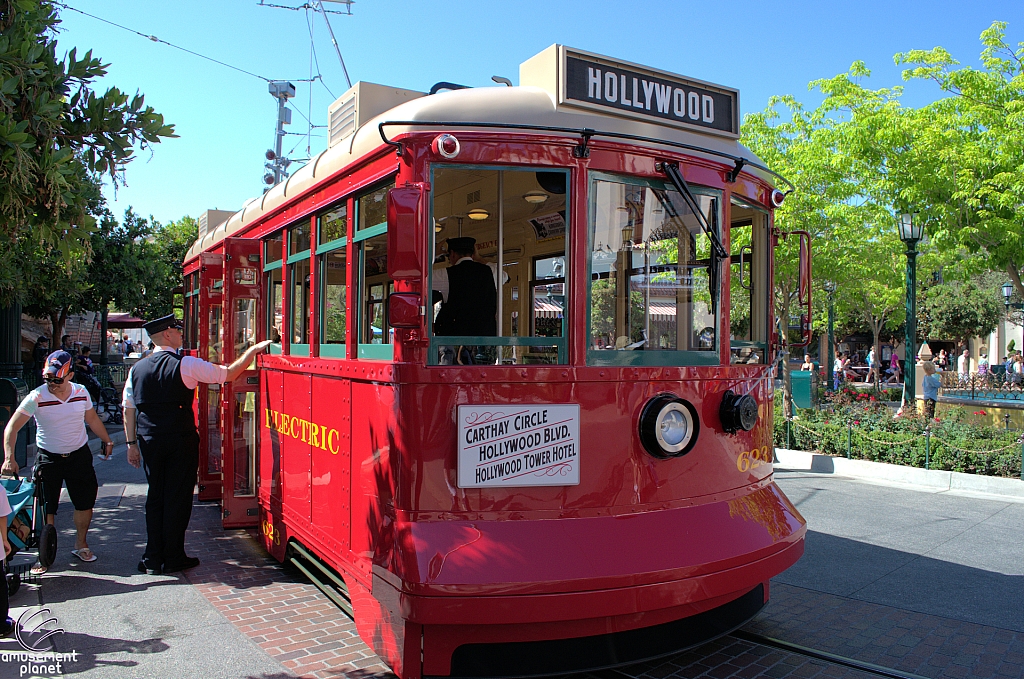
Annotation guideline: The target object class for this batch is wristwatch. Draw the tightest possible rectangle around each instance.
[126,440,138,446]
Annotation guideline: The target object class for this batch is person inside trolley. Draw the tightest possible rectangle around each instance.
[431,237,508,365]
[122,315,272,575]
[2,350,114,569]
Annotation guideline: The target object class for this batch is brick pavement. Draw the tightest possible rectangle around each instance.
[182,502,395,679]
[180,500,1022,679]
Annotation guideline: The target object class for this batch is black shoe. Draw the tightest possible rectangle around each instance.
[162,556,200,573]
[137,559,162,575]
[0,617,14,637]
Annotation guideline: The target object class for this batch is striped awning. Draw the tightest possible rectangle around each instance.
[533,298,564,318]
[648,302,677,321]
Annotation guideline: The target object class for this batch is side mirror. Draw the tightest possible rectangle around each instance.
[388,292,421,329]
[387,184,426,280]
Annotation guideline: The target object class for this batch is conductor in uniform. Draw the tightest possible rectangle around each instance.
[432,237,509,363]
[123,315,272,574]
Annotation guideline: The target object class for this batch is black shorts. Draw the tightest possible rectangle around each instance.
[36,443,99,515]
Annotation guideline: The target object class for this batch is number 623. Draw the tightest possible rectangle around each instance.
[737,446,772,473]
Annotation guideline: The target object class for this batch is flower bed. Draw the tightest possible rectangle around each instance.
[775,391,1023,478]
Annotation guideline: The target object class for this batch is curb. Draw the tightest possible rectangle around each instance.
[775,448,1024,500]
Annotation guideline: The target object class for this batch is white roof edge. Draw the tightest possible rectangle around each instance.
[185,86,773,263]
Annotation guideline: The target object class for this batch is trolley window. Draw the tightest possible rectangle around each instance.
[354,180,395,359]
[317,200,349,357]
[286,222,311,355]
[429,166,569,365]
[263,232,284,354]
[729,197,770,364]
[586,172,721,366]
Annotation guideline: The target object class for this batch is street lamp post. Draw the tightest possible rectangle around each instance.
[898,212,924,409]
[1002,281,1024,312]
[824,280,836,392]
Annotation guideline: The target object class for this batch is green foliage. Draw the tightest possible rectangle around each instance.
[895,22,1024,299]
[139,216,199,318]
[776,392,1023,477]
[0,0,175,306]
[85,208,163,315]
[918,279,1003,347]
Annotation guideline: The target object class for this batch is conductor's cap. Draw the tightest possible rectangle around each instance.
[143,314,183,335]
[446,237,476,253]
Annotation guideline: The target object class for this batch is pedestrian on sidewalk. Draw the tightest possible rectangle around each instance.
[957,349,971,387]
[122,315,272,575]
[865,347,879,385]
[2,351,114,571]
[922,360,941,420]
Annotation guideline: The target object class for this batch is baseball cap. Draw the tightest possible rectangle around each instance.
[43,350,74,378]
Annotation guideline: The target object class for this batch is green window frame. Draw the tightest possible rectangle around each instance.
[286,222,311,357]
[317,200,349,358]
[353,179,396,360]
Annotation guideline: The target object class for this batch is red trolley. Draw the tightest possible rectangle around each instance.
[183,45,810,678]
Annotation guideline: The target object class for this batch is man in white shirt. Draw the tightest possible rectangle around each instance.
[957,349,971,386]
[3,351,114,568]
[122,315,271,575]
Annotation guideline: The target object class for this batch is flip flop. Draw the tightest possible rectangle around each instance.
[71,548,97,563]
[30,563,48,575]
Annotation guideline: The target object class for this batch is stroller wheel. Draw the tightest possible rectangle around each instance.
[38,524,57,569]
[6,573,19,597]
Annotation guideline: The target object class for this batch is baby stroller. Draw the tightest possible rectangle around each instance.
[2,469,57,596]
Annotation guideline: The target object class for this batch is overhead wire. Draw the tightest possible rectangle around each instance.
[54,2,317,84]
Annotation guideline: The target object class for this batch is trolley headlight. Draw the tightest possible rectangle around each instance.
[720,389,758,434]
[639,395,699,459]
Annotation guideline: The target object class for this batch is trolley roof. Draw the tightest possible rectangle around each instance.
[186,85,773,261]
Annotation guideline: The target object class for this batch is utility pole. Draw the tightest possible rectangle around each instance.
[264,81,296,187]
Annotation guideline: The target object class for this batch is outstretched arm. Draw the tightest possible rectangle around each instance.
[225,339,274,383]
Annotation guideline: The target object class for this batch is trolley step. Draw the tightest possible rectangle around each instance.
[287,541,354,619]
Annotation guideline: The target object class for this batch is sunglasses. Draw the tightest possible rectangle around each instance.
[44,377,65,385]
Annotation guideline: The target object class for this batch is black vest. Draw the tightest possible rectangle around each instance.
[132,352,197,436]
[435,261,497,336]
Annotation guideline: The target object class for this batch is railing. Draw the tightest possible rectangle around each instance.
[94,364,129,389]
[939,370,1024,401]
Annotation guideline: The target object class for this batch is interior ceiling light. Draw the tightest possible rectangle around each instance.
[468,209,489,221]
[523,191,548,204]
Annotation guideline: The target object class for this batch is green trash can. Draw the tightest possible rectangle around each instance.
[0,377,32,468]
[791,370,814,409]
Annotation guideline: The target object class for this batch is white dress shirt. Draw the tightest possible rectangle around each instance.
[122,346,228,408]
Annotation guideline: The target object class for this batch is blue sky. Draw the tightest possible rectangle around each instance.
[56,0,1020,225]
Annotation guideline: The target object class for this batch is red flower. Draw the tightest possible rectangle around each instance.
[979,410,987,415]
[853,420,860,425]
[870,396,876,401]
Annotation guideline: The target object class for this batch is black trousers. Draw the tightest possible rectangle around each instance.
[138,431,199,566]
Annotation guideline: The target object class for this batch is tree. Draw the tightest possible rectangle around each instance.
[0,0,175,306]
[85,209,162,317]
[918,279,1003,351]
[140,216,198,318]
[21,244,91,342]
[895,22,1024,299]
